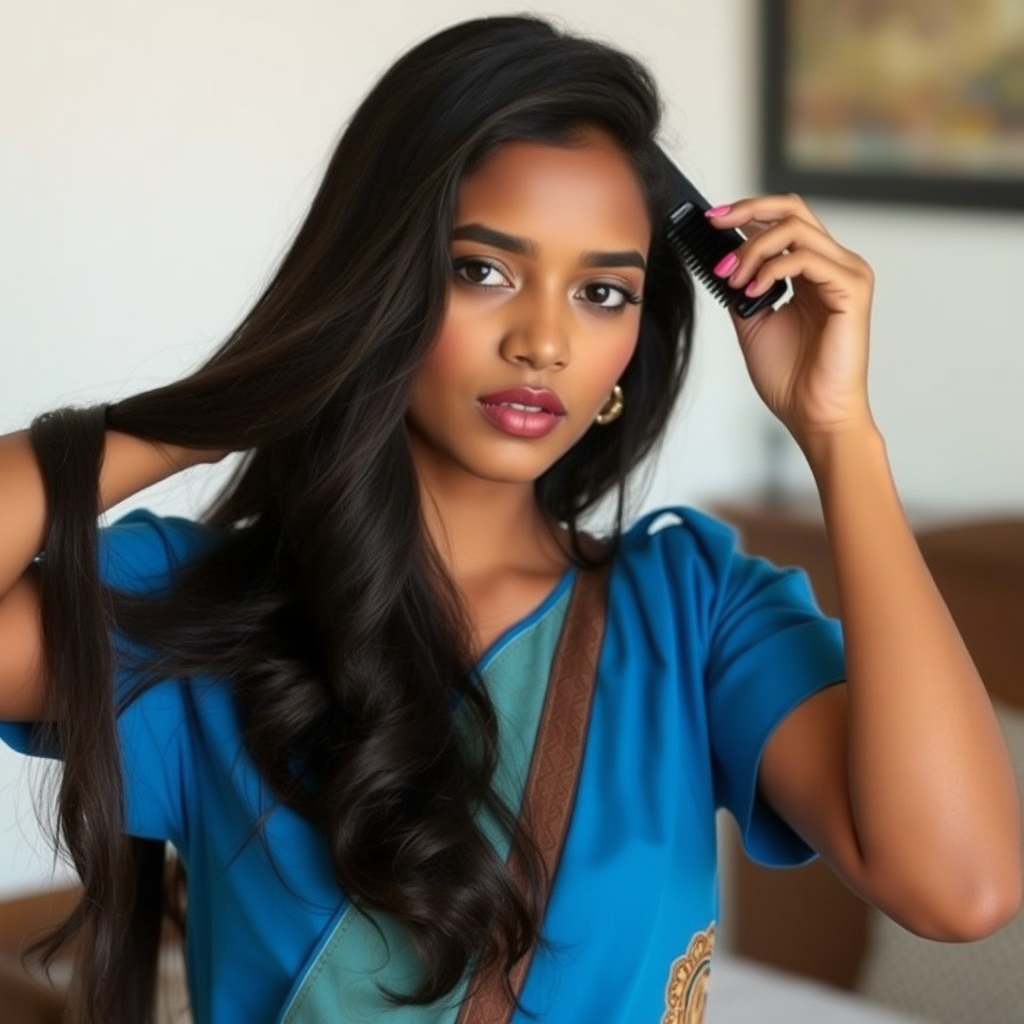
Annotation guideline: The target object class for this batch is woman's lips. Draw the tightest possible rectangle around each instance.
[477,387,566,438]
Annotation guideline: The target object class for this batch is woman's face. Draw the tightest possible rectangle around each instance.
[407,131,651,490]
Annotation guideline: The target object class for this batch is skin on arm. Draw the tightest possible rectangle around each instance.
[760,430,1021,939]
[0,428,219,721]
[707,196,1022,940]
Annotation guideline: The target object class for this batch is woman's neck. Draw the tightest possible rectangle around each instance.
[418,471,567,584]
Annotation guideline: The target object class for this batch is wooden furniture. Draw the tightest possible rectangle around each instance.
[0,885,78,1024]
[0,881,188,1024]
[713,499,1024,991]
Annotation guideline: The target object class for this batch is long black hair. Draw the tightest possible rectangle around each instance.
[28,15,695,1022]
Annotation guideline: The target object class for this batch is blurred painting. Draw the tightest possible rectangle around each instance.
[761,0,1024,209]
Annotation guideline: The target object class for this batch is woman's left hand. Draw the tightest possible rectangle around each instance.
[707,195,876,449]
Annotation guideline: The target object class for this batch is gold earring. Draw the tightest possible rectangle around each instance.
[595,385,624,426]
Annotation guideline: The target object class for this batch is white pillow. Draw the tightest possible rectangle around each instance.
[856,702,1024,1024]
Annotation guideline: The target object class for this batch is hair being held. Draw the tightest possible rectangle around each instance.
[28,16,695,1023]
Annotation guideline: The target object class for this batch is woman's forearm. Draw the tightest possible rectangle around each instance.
[0,428,204,600]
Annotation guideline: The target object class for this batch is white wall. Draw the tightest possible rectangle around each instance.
[2,1,1022,896]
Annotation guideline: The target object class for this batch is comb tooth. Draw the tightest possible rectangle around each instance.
[665,220,732,305]
[666,215,792,317]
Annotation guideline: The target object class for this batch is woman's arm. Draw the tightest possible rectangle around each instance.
[761,427,1021,939]
[0,427,216,720]
[708,196,1022,940]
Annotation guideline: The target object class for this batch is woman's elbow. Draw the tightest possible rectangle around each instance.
[908,868,1023,941]
[950,875,1023,940]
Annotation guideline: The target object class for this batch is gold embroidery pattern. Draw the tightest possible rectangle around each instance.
[661,922,715,1024]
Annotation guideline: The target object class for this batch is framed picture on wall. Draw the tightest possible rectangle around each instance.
[760,0,1024,210]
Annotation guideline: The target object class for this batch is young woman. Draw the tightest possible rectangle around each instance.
[0,15,1019,1024]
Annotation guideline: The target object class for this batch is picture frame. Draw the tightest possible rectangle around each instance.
[760,0,1024,211]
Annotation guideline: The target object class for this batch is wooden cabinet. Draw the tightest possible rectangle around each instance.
[0,886,76,1024]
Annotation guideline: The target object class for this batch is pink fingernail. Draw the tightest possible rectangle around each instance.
[744,279,761,296]
[705,204,732,217]
[713,252,738,277]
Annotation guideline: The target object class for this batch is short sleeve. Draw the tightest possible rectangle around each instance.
[694,512,846,865]
[0,508,217,843]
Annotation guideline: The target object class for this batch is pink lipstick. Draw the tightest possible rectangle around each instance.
[477,387,566,439]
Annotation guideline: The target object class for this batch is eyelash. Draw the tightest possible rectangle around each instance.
[452,258,642,312]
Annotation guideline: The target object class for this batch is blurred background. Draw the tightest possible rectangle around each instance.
[1,1,1021,1020]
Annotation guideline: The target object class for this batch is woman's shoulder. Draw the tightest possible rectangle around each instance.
[616,505,744,571]
[611,504,808,624]
[98,507,224,593]
[602,506,745,619]
[612,504,835,638]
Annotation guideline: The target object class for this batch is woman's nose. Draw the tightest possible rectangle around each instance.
[498,290,570,370]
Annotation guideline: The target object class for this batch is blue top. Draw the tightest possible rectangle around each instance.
[1,505,845,1023]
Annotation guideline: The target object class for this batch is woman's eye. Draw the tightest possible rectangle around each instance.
[454,259,509,288]
[579,282,636,310]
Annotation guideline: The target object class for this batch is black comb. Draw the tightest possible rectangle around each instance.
[657,148,792,318]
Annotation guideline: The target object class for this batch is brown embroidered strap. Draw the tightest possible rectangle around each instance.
[455,558,611,1024]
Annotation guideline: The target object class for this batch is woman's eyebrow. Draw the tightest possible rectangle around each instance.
[452,222,646,271]
[453,223,536,256]
[580,249,646,271]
